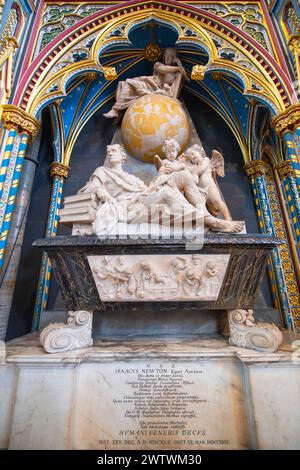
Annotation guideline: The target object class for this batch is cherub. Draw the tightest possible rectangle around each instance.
[183,254,203,297]
[180,144,232,221]
[202,261,219,296]
[152,138,186,189]
[170,256,187,295]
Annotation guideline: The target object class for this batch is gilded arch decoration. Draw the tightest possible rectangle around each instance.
[13,0,296,122]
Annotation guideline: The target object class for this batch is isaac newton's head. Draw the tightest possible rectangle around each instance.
[106,144,127,165]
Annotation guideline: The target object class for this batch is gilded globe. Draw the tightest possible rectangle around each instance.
[121,94,190,162]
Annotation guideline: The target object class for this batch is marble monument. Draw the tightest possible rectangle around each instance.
[49,53,283,357]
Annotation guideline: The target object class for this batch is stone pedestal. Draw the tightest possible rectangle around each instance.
[1,333,299,450]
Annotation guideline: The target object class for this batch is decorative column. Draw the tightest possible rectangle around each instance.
[264,163,300,331]
[288,8,300,86]
[276,160,300,245]
[32,162,69,331]
[272,105,300,246]
[0,133,41,340]
[245,160,294,329]
[0,127,17,200]
[0,104,40,269]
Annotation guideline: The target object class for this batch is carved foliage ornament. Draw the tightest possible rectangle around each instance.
[245,160,266,178]
[50,162,70,180]
[272,104,300,137]
[1,104,40,139]
[144,43,162,63]
[276,161,295,180]
[191,65,206,81]
[102,66,117,81]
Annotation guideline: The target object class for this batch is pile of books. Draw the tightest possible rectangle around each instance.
[59,192,97,225]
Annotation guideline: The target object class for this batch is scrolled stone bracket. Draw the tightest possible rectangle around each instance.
[228,309,283,353]
[40,310,93,354]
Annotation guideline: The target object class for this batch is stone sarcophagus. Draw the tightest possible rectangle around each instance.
[34,234,283,354]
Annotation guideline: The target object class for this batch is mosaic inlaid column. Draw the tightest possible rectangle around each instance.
[32,162,69,331]
[0,135,41,340]
[276,160,300,246]
[272,105,300,246]
[245,161,294,329]
[0,127,17,201]
[265,163,300,331]
[0,105,40,269]
[288,9,300,88]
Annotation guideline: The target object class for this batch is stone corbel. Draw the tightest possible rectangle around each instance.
[40,310,93,354]
[228,309,283,353]
[272,104,300,138]
[1,104,40,140]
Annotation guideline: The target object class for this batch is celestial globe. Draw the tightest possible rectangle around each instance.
[121,94,190,163]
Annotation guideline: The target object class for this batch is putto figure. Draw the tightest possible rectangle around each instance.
[180,144,232,221]
[152,138,187,189]
[103,48,189,121]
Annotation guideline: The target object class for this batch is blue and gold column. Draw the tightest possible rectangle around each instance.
[0,128,17,201]
[245,160,295,329]
[265,163,300,331]
[273,105,300,246]
[32,162,69,331]
[276,160,300,246]
[0,105,40,268]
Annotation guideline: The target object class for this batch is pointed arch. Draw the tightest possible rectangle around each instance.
[12,0,296,118]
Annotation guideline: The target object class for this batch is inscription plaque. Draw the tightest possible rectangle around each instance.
[75,360,250,449]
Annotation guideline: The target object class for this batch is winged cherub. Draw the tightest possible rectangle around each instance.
[179,144,232,221]
[152,138,186,189]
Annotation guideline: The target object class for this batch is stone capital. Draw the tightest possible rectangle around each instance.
[50,162,70,180]
[288,34,300,53]
[244,160,267,178]
[276,160,295,180]
[1,104,40,139]
[272,104,300,138]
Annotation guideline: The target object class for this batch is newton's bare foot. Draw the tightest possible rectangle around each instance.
[210,219,244,233]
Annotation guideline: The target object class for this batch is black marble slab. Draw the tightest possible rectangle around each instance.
[33,234,282,314]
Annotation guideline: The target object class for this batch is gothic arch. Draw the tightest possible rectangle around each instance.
[13,0,296,118]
